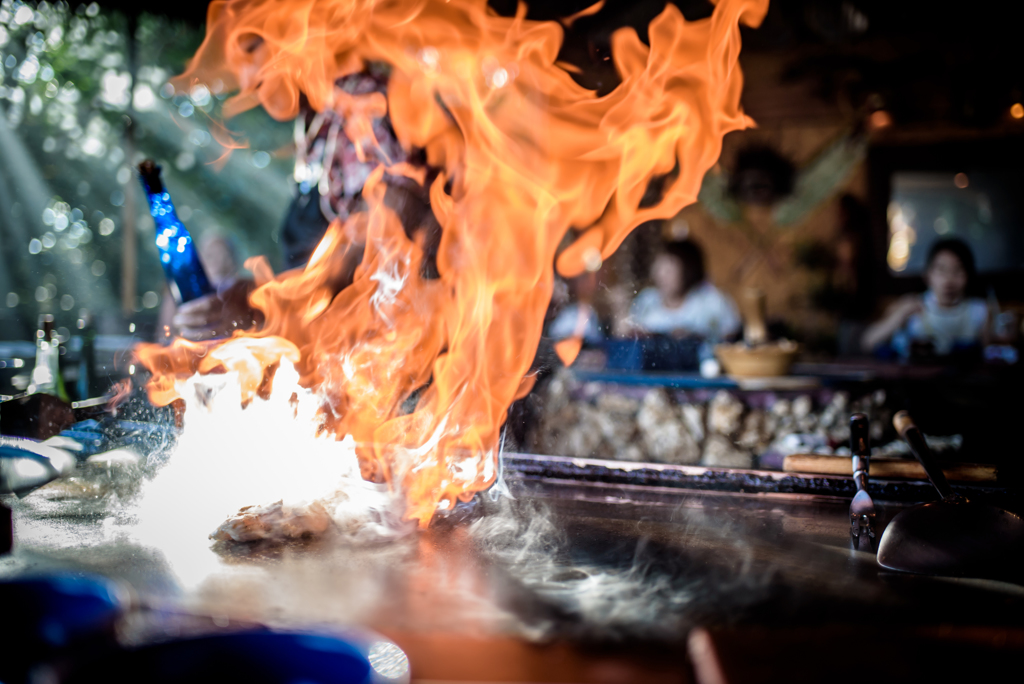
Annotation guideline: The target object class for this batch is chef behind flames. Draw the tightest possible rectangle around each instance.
[167,58,433,341]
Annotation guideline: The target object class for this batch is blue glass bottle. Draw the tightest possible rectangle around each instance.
[138,160,213,304]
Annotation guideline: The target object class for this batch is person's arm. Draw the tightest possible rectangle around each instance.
[861,295,923,352]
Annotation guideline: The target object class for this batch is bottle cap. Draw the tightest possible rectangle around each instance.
[138,159,164,194]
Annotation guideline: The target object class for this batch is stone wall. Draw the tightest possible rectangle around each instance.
[526,370,892,469]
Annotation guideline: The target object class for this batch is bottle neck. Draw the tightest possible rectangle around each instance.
[147,190,180,225]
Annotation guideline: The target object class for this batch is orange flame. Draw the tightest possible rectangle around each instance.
[137,0,767,525]
[107,378,134,413]
[553,337,583,367]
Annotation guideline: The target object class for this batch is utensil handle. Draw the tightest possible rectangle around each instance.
[849,413,870,490]
[893,410,954,500]
[850,413,870,456]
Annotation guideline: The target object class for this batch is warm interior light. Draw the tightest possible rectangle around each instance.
[1010,103,1024,119]
[954,172,969,189]
[869,109,892,130]
[886,202,915,272]
[136,0,768,525]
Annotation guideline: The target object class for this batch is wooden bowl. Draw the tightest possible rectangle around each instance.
[714,340,799,378]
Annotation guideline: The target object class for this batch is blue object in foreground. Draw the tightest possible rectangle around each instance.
[138,160,214,304]
[0,573,127,681]
[67,630,375,684]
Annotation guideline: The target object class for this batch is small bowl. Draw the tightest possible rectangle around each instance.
[714,340,799,378]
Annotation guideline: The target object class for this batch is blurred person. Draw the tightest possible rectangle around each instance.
[862,238,989,357]
[164,59,432,341]
[614,240,740,341]
[546,271,605,345]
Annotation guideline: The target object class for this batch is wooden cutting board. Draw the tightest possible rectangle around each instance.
[782,453,997,482]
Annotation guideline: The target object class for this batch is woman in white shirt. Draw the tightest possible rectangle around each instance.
[862,238,989,357]
[618,240,741,340]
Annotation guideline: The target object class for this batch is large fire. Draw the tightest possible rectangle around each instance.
[136,0,767,526]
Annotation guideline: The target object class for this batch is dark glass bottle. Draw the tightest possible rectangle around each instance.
[75,310,97,400]
[30,314,68,402]
[137,160,213,304]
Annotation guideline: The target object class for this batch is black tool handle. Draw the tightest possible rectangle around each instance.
[850,413,870,456]
[893,410,954,500]
[849,413,870,490]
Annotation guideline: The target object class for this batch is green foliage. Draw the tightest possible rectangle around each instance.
[0,0,293,338]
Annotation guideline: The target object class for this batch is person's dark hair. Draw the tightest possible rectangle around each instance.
[926,238,976,284]
[662,239,706,295]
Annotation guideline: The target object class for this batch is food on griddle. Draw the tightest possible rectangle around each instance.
[211,500,331,542]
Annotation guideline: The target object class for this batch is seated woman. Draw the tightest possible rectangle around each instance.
[861,238,989,358]
[617,239,741,341]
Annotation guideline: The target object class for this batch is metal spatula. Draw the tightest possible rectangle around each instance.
[849,413,876,551]
[877,411,1024,580]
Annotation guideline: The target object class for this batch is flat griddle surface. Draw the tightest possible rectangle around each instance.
[5,470,1024,641]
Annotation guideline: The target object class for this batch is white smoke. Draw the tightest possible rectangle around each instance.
[466,499,690,639]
